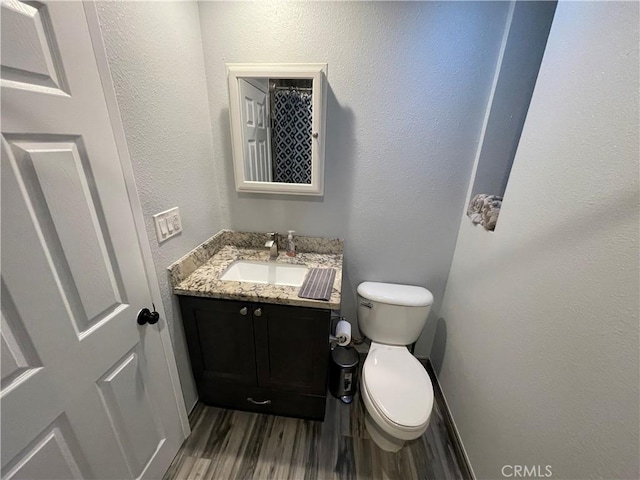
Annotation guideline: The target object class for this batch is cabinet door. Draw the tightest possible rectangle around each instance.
[253,304,330,395]
[179,297,257,386]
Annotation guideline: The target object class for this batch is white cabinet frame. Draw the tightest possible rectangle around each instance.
[226,63,327,196]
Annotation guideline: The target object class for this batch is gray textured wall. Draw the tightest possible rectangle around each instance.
[96,1,223,411]
[198,1,511,354]
[470,1,556,199]
[439,2,640,478]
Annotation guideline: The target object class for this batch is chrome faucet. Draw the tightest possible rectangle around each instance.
[265,232,278,261]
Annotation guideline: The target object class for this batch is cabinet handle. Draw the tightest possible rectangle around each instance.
[247,397,271,405]
[240,307,248,316]
[254,308,262,317]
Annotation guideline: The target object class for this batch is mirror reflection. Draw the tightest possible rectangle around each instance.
[238,78,313,184]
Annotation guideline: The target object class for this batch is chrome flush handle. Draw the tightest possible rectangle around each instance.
[359,301,373,309]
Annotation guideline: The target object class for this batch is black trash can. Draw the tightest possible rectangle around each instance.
[329,346,359,404]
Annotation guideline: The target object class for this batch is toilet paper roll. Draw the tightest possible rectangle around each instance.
[335,320,352,346]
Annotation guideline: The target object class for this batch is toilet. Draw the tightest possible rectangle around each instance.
[357,281,435,452]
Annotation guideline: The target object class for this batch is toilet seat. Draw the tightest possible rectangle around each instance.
[362,344,433,432]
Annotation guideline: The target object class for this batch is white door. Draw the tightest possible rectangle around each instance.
[239,78,272,182]
[1,1,187,479]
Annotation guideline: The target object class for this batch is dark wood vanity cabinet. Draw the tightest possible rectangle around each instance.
[178,296,331,420]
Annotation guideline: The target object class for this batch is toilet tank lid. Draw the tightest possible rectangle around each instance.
[357,282,433,307]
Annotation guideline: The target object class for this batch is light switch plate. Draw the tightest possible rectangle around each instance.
[153,207,181,243]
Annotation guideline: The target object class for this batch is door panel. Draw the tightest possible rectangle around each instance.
[97,347,163,478]
[180,297,257,386]
[0,286,42,392]
[7,138,126,333]
[2,415,90,480]
[254,304,330,395]
[0,0,67,93]
[1,2,185,478]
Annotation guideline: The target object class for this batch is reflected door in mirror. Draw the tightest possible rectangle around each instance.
[239,79,272,182]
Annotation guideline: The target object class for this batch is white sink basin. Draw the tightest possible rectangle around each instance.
[220,260,309,287]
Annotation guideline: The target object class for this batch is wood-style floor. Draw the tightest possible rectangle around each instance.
[163,381,465,479]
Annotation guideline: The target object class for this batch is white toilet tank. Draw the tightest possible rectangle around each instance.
[357,282,434,345]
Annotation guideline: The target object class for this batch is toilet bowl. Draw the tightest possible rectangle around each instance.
[360,342,434,452]
[356,281,435,452]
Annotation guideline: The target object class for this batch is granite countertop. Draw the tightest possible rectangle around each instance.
[169,230,343,310]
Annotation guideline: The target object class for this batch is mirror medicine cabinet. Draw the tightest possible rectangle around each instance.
[226,63,327,196]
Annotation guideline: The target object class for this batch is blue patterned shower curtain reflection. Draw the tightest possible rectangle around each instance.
[272,89,312,184]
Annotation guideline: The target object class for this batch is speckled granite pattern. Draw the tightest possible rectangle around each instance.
[167,230,223,287]
[220,230,344,254]
[168,232,343,310]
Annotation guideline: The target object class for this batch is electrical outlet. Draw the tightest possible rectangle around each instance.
[153,207,182,243]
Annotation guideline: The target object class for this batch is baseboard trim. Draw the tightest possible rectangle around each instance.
[421,357,476,480]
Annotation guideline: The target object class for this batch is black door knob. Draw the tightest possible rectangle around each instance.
[137,304,160,325]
